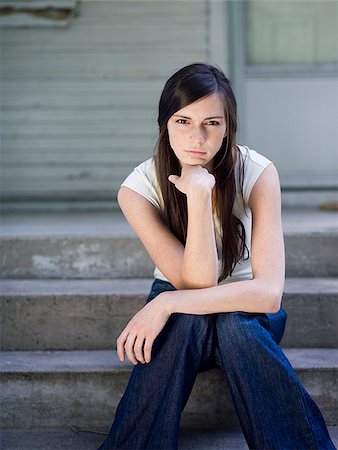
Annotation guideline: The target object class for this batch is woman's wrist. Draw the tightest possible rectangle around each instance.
[186,186,212,201]
[155,291,176,315]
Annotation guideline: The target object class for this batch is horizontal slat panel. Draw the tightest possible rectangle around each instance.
[0,0,76,7]
[0,184,121,199]
[2,40,206,52]
[3,80,164,92]
[1,152,153,164]
[1,0,208,202]
[1,145,154,162]
[0,1,205,20]
[1,176,137,197]
[1,167,143,198]
[1,53,206,80]
[1,97,159,108]
[2,50,206,61]
[2,127,157,137]
[1,137,157,149]
[2,37,205,51]
[78,1,205,16]
[3,130,157,142]
[1,123,158,135]
[0,187,120,197]
[75,2,205,23]
[1,109,156,121]
[1,165,142,178]
[2,31,206,50]
[1,181,127,192]
[2,81,164,107]
[279,172,338,188]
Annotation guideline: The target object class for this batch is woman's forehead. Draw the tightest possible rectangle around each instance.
[174,93,225,118]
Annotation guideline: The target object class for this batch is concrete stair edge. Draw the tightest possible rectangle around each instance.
[1,277,337,350]
[1,277,338,295]
[1,348,338,373]
[1,427,338,450]
[1,349,337,429]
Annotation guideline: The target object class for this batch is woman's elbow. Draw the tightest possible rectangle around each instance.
[268,288,284,313]
[178,273,218,290]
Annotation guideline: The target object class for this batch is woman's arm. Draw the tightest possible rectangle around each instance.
[159,163,285,315]
[169,165,218,289]
[118,165,218,290]
[117,163,285,365]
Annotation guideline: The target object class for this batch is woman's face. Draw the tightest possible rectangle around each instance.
[167,92,227,171]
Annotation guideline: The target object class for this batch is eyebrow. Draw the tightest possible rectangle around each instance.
[173,114,224,120]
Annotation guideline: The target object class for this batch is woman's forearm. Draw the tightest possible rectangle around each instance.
[160,278,281,315]
[180,188,218,289]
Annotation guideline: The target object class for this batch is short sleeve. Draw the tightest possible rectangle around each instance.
[120,158,162,209]
[242,147,273,205]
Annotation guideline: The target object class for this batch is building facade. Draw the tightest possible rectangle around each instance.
[1,0,337,210]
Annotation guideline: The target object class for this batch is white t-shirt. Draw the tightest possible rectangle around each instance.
[120,145,273,285]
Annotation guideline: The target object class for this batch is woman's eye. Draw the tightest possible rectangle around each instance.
[176,119,219,125]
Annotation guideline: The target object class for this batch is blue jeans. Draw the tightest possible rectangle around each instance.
[97,278,336,450]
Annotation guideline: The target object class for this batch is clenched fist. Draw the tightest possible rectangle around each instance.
[168,164,215,196]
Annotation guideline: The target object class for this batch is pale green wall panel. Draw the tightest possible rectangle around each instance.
[247,0,338,64]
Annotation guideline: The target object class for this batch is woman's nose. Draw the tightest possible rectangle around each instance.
[190,127,206,144]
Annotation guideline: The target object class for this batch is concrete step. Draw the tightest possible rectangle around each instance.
[2,426,338,450]
[1,209,338,279]
[1,349,337,429]
[1,278,337,351]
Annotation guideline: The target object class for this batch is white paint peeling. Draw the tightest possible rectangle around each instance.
[32,255,61,274]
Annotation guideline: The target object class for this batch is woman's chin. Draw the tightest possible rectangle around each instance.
[179,159,208,168]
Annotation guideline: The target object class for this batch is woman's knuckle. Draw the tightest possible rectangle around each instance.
[134,344,142,353]
[144,345,150,354]
[125,342,133,352]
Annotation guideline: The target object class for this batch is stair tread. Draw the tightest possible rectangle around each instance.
[1,209,338,238]
[0,278,154,295]
[1,277,338,296]
[1,427,338,450]
[1,348,338,373]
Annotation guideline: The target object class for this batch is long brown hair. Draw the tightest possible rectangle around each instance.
[154,63,248,283]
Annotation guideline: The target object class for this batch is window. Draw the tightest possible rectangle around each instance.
[246,0,338,74]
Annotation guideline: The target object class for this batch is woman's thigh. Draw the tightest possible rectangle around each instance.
[213,306,288,350]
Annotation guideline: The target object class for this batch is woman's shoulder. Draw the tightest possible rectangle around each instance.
[237,144,273,169]
[123,156,157,184]
[132,156,156,173]
[236,145,274,206]
[120,156,161,208]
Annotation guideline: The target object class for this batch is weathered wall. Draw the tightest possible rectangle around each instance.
[1,1,219,203]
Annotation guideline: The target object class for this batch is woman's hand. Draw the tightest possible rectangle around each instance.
[168,164,215,196]
[117,294,172,365]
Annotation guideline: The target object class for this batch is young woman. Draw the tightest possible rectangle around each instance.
[97,63,335,449]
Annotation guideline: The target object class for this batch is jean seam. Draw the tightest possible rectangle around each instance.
[293,379,320,449]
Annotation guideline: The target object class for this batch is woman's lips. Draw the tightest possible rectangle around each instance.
[186,150,207,157]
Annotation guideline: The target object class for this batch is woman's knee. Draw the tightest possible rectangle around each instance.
[215,311,270,344]
[213,312,273,369]
[166,313,213,341]
[152,313,214,363]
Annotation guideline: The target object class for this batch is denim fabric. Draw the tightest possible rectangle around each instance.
[97,278,336,450]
